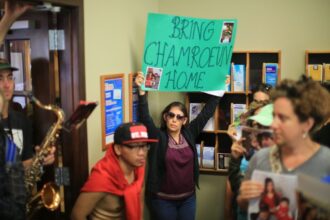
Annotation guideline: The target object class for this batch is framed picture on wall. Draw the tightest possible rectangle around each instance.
[100,74,125,150]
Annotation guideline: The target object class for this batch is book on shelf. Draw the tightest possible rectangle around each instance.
[64,100,98,130]
[230,103,247,124]
[202,146,215,169]
[225,63,231,91]
[231,63,245,92]
[217,153,230,170]
[225,73,231,92]
[189,103,215,131]
[262,63,278,87]
[323,63,330,81]
[296,174,330,219]
[196,144,201,167]
[307,64,323,81]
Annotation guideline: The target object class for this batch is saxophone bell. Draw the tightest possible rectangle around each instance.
[41,182,61,211]
[27,182,61,219]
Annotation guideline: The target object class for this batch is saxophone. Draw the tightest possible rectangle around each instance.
[25,96,65,216]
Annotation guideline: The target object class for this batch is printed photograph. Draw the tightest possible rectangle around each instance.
[249,170,298,220]
[219,22,234,44]
[144,66,163,90]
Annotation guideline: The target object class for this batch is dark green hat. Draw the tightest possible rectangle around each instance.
[0,59,18,72]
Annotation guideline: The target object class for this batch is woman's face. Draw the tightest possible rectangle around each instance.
[253,91,269,103]
[271,97,310,147]
[164,106,187,133]
[266,181,274,192]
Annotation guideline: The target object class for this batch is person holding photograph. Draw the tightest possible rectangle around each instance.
[228,102,274,220]
[135,72,220,220]
[237,76,330,213]
[226,83,273,220]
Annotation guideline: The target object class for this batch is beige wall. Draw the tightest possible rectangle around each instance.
[84,0,158,167]
[84,0,330,219]
[159,0,330,80]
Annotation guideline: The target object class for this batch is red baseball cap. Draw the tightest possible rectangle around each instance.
[114,122,158,145]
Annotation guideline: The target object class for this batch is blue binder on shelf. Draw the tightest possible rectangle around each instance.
[263,63,278,87]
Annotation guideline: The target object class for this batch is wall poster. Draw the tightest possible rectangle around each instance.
[100,74,125,150]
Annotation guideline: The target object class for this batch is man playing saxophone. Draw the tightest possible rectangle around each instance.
[0,58,56,166]
[1,0,56,169]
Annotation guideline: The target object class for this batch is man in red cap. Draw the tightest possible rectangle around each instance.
[71,122,158,220]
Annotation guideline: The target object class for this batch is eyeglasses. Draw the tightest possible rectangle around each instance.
[0,74,15,83]
[123,144,150,152]
[166,112,186,121]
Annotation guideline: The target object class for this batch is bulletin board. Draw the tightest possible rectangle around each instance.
[128,72,139,123]
[100,74,125,150]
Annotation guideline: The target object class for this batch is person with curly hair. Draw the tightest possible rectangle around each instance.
[238,76,330,213]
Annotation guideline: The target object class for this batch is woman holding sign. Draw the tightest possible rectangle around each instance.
[135,72,220,220]
[237,76,330,214]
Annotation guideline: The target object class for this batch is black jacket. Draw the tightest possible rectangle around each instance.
[0,122,26,220]
[138,93,220,194]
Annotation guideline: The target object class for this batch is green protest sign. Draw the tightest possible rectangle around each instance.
[142,13,237,92]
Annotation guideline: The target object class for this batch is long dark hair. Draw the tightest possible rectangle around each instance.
[160,101,188,130]
[263,177,275,193]
[262,177,280,206]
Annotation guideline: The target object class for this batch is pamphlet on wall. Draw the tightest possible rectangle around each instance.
[262,63,278,87]
[231,103,247,124]
[231,63,245,92]
[323,63,330,81]
[225,73,231,92]
[307,64,323,81]
[189,103,215,131]
[202,146,215,169]
[196,144,201,167]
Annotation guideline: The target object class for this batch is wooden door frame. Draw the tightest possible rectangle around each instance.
[7,0,88,217]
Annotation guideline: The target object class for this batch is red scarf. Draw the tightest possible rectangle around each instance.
[81,146,145,220]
